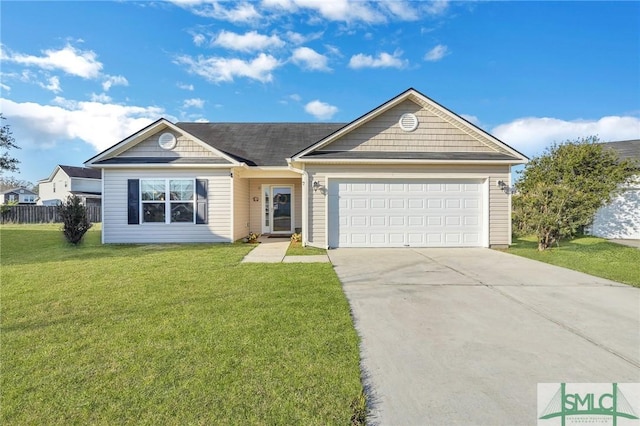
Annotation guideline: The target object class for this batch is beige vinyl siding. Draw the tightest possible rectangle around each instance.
[488,175,511,245]
[304,164,511,248]
[233,177,250,241]
[102,169,232,243]
[120,130,223,159]
[322,100,507,154]
[248,178,302,234]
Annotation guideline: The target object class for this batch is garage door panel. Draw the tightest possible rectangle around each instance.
[408,216,424,226]
[389,199,405,209]
[408,199,424,209]
[351,216,367,226]
[371,199,386,209]
[445,216,460,226]
[445,199,461,209]
[351,199,367,209]
[389,216,405,226]
[371,216,386,226]
[330,179,484,248]
[428,199,442,209]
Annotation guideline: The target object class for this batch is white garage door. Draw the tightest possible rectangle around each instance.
[328,179,485,248]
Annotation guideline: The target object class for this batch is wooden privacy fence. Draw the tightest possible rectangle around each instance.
[0,205,101,224]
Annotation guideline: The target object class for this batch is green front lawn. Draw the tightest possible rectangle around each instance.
[505,235,640,287]
[1,224,363,425]
[286,241,327,256]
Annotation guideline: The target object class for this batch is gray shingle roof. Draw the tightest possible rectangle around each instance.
[2,187,37,195]
[600,140,640,161]
[60,165,101,179]
[175,122,347,166]
[303,151,520,161]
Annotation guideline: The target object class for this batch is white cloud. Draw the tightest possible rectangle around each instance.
[175,0,450,24]
[262,0,296,10]
[285,30,324,45]
[348,50,408,69]
[39,76,61,93]
[423,0,449,15]
[289,93,302,102]
[192,33,206,46]
[183,98,205,109]
[175,53,281,83]
[324,44,341,57]
[424,44,449,62]
[0,97,166,152]
[291,47,330,71]
[305,100,338,120]
[212,30,285,52]
[380,0,419,20]
[102,75,128,91]
[0,82,10,93]
[2,44,103,79]
[492,116,640,156]
[290,0,385,23]
[90,93,112,103]
[177,82,195,91]
[171,1,261,22]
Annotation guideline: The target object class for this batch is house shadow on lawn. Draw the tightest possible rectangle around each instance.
[0,226,251,267]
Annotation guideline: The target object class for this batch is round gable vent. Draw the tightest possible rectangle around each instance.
[158,132,177,150]
[399,113,419,132]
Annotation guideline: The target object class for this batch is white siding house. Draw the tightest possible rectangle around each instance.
[588,140,640,240]
[38,165,102,206]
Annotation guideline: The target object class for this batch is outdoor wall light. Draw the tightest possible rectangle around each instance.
[313,181,321,191]
[252,196,259,202]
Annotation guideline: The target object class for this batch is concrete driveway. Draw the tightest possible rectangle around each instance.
[328,248,640,425]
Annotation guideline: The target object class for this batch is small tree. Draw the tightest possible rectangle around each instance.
[57,195,93,245]
[513,136,636,251]
[0,114,20,173]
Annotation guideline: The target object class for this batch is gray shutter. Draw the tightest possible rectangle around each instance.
[127,179,139,225]
[195,179,208,224]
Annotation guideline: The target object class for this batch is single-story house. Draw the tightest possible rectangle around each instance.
[38,165,102,207]
[587,139,640,240]
[1,187,37,204]
[85,88,528,248]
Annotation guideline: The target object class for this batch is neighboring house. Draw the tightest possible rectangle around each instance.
[587,139,640,240]
[85,88,529,247]
[38,165,102,207]
[1,187,37,204]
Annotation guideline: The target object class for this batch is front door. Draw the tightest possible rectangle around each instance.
[263,185,293,234]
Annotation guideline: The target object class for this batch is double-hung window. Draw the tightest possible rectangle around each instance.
[140,179,195,223]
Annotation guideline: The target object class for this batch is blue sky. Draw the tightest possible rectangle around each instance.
[1,0,639,185]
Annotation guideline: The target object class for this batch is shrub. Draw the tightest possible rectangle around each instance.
[290,232,301,242]
[57,195,92,245]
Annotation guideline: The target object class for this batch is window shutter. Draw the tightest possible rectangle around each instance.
[195,179,208,224]
[127,179,139,225]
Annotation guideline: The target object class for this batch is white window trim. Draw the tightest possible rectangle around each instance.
[139,178,196,225]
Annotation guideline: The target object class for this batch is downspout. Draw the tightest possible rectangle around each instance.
[286,160,308,247]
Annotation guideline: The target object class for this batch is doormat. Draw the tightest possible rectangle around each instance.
[267,235,291,238]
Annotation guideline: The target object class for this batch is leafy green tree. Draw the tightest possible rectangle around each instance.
[513,136,636,251]
[57,195,93,245]
[0,114,20,173]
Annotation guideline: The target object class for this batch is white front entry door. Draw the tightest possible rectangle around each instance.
[328,179,485,248]
[262,185,294,234]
